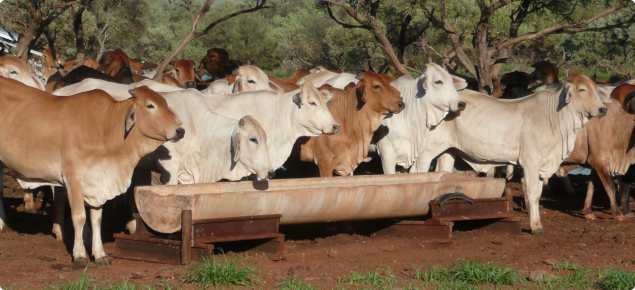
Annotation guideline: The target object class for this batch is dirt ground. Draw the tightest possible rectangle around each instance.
[1,168,635,289]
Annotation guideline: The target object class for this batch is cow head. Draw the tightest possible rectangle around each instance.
[129,58,158,73]
[231,65,271,93]
[528,61,559,88]
[97,48,131,77]
[354,71,404,114]
[167,59,196,88]
[292,81,340,135]
[230,115,275,180]
[557,73,607,118]
[127,86,185,142]
[0,55,45,90]
[199,48,232,80]
[415,63,467,125]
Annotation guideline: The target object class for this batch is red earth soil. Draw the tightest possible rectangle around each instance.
[1,169,634,289]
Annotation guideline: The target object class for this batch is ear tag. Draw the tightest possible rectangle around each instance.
[101,71,105,73]
[597,93,602,100]
[231,141,236,148]
[201,75,210,81]
[535,86,542,92]
[453,83,458,89]
[141,60,145,64]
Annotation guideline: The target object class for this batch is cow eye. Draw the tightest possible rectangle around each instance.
[249,138,258,144]
[578,89,586,92]
[146,104,155,109]
[435,80,442,85]
[373,85,380,89]
[247,80,256,84]
[309,101,317,106]
[10,71,17,75]
[175,69,180,73]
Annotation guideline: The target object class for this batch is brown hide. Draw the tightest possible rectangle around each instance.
[268,76,300,92]
[285,69,311,84]
[165,59,196,88]
[528,61,559,88]
[610,83,635,114]
[97,48,131,77]
[558,101,635,219]
[129,58,158,72]
[63,57,99,71]
[298,72,404,177]
[199,48,233,80]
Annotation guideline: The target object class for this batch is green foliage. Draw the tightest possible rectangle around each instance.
[597,268,635,290]
[278,277,318,290]
[45,268,94,290]
[182,255,259,287]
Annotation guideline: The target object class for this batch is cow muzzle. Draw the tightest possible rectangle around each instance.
[185,81,196,88]
[596,106,607,117]
[168,127,186,142]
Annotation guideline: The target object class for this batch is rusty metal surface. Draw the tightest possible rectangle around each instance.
[181,210,192,265]
[136,172,505,233]
[113,239,182,264]
[430,197,512,221]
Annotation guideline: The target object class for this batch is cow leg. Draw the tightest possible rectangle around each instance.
[90,206,110,266]
[318,162,334,177]
[596,167,624,221]
[379,149,397,175]
[0,164,5,231]
[523,170,544,234]
[67,181,89,267]
[52,186,67,241]
[583,180,596,220]
[562,176,576,195]
[618,180,632,218]
[436,153,455,173]
[506,165,515,181]
[23,188,36,213]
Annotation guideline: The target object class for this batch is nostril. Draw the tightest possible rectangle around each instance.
[176,128,185,137]
[398,102,406,110]
[333,125,340,133]
[268,171,275,179]
[599,107,607,114]
[186,81,195,87]
[458,101,466,109]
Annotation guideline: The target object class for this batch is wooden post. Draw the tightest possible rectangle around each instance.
[181,210,192,265]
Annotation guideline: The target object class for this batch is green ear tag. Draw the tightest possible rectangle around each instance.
[231,141,236,148]
[535,86,542,92]
[453,83,458,89]
[141,60,145,64]
[597,93,603,100]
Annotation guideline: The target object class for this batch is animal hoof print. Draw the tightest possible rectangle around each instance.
[72,258,89,270]
[95,257,112,266]
[584,214,596,221]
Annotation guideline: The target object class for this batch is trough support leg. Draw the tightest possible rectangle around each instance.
[181,210,192,265]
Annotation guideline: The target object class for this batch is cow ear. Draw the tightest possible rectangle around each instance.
[320,90,333,102]
[125,103,137,133]
[557,82,571,111]
[230,124,241,165]
[451,75,468,91]
[596,86,612,103]
[32,75,45,91]
[231,68,239,76]
[356,80,367,104]
[168,69,176,77]
[292,92,303,108]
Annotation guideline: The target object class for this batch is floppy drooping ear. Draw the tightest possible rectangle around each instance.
[32,75,45,91]
[230,119,244,165]
[231,68,240,76]
[320,90,333,102]
[596,86,612,104]
[557,81,571,111]
[292,92,303,108]
[451,75,468,90]
[416,73,428,98]
[124,101,137,133]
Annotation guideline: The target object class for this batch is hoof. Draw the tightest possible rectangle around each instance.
[72,258,89,270]
[531,228,545,235]
[52,225,63,241]
[615,215,626,222]
[95,257,112,266]
[584,213,597,221]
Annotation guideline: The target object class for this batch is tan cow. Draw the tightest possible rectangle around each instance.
[164,59,197,88]
[0,55,45,90]
[203,65,272,94]
[0,79,183,266]
[556,100,635,221]
[296,72,404,177]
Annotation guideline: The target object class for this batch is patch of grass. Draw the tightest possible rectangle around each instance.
[344,271,385,286]
[46,268,94,290]
[448,260,523,286]
[182,254,259,287]
[597,268,635,290]
[278,277,318,290]
[553,261,594,289]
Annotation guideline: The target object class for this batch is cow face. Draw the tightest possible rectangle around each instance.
[420,63,467,114]
[199,48,232,80]
[356,71,404,114]
[528,61,559,88]
[97,48,131,77]
[127,86,185,142]
[560,74,607,118]
[0,55,45,90]
[231,115,275,180]
[232,65,271,93]
[167,59,196,89]
[292,81,340,135]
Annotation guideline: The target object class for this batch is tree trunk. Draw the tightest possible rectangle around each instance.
[69,4,88,72]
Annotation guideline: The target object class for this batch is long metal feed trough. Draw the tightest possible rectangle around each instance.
[134,172,506,234]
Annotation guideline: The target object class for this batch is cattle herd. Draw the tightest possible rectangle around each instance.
[0,47,634,268]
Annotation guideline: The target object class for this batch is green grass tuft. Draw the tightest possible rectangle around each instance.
[597,268,635,290]
[182,254,259,287]
[278,277,318,290]
[46,268,95,290]
[344,271,385,286]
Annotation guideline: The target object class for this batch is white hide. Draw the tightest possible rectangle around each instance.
[324,72,359,89]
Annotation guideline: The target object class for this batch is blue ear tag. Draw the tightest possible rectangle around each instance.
[597,93,603,100]
[201,75,210,81]
[453,83,458,89]
[101,71,105,73]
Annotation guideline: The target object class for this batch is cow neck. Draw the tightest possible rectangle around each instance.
[345,88,385,160]
[400,76,447,130]
[200,110,251,181]
[271,91,306,168]
[547,91,588,161]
